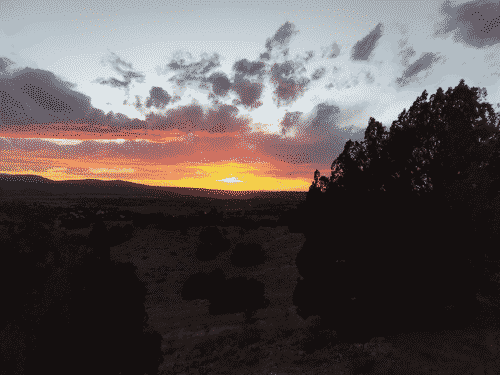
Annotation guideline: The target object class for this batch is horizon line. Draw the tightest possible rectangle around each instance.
[0,172,310,193]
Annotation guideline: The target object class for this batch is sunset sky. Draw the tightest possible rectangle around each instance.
[1,0,500,191]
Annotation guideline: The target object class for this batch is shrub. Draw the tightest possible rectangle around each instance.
[230,242,266,268]
[209,276,269,324]
[181,269,225,301]
[195,227,231,261]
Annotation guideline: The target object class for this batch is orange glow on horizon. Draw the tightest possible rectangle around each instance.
[0,168,312,192]
[0,132,318,192]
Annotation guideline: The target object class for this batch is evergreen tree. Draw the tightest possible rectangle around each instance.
[295,79,500,344]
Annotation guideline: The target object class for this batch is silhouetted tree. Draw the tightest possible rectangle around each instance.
[295,79,497,344]
[230,242,266,268]
[329,139,365,192]
[361,117,390,192]
[387,81,498,207]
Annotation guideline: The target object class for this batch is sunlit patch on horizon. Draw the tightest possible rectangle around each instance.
[216,176,244,184]
[94,139,127,144]
[41,138,84,146]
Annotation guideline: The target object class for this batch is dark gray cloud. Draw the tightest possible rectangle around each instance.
[321,43,341,59]
[145,86,171,109]
[351,23,384,61]
[434,0,500,48]
[308,103,342,138]
[0,63,145,132]
[232,59,266,78]
[157,51,235,105]
[149,23,307,111]
[0,60,95,128]
[165,51,222,86]
[143,101,250,134]
[92,51,146,94]
[228,58,267,109]
[253,101,364,166]
[264,21,299,53]
[166,51,194,70]
[270,60,310,106]
[0,57,242,137]
[204,103,245,133]
[396,52,444,88]
[207,72,231,97]
[230,79,265,109]
[311,67,327,81]
[259,52,271,61]
[280,111,302,136]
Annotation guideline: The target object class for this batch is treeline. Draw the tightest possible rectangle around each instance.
[294,79,500,344]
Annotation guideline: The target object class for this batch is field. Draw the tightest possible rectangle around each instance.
[3,194,500,374]
[92,201,500,374]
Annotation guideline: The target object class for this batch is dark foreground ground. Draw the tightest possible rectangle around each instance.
[2,193,500,375]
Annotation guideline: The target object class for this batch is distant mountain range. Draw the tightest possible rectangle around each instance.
[0,174,307,201]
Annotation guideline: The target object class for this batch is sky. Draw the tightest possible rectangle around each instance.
[1,0,500,192]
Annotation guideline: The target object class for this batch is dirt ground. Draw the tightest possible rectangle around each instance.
[108,222,500,375]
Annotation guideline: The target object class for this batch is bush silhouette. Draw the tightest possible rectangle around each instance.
[107,223,134,247]
[181,269,225,301]
[133,212,163,229]
[294,191,484,344]
[0,205,163,375]
[20,259,164,375]
[208,276,270,324]
[1,221,54,332]
[230,242,266,267]
[195,226,231,261]
[181,269,269,324]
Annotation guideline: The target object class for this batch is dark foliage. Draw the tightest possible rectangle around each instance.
[195,226,231,261]
[0,204,164,375]
[180,269,269,324]
[209,276,270,324]
[230,242,266,267]
[132,212,164,229]
[107,223,134,247]
[156,213,183,231]
[22,259,163,375]
[86,220,134,259]
[296,79,499,344]
[180,269,226,301]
